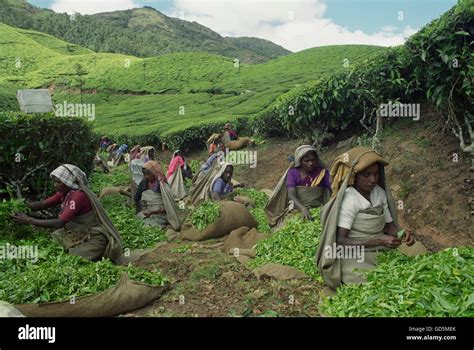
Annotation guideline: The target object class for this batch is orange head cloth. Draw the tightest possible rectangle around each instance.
[330,147,389,196]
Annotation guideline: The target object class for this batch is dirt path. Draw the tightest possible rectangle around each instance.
[124,241,323,317]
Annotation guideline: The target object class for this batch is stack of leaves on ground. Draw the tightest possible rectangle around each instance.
[190,200,220,231]
[249,207,323,280]
[234,188,271,233]
[0,235,167,305]
[100,195,166,250]
[320,247,474,317]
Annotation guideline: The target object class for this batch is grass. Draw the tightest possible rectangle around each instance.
[190,264,222,282]
[414,137,432,148]
[399,181,413,199]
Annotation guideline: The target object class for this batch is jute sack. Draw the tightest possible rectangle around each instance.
[224,137,251,151]
[0,301,25,317]
[99,186,129,200]
[221,227,267,255]
[15,273,167,317]
[181,201,257,241]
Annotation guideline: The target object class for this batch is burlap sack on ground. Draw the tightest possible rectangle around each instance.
[234,195,255,208]
[221,227,267,255]
[181,201,257,241]
[252,263,310,280]
[224,137,251,151]
[0,301,25,317]
[398,241,428,256]
[231,178,241,187]
[15,273,167,317]
[99,186,129,200]
[165,228,181,241]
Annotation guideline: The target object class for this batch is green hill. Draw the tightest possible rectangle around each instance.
[0,21,385,147]
[0,0,290,63]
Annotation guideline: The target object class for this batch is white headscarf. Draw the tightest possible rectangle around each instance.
[294,145,318,167]
[50,164,87,190]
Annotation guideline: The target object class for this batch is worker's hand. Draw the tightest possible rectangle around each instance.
[301,208,313,221]
[11,213,31,225]
[402,229,416,246]
[379,234,401,249]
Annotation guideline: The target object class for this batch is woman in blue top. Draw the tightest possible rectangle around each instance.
[211,164,234,201]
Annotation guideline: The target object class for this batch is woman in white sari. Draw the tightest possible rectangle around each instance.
[316,147,425,289]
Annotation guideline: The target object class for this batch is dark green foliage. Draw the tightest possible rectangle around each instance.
[255,4,472,145]
[0,192,33,238]
[0,19,383,150]
[0,112,96,197]
[0,235,167,304]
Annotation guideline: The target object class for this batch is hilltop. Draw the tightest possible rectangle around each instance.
[0,0,290,63]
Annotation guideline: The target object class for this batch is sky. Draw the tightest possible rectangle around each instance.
[26,0,457,52]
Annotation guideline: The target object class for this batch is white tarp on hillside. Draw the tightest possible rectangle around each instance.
[16,89,53,113]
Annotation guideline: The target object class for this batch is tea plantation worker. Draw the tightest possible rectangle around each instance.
[167,150,193,181]
[166,150,193,201]
[11,164,124,263]
[93,153,109,174]
[208,137,225,156]
[108,144,129,167]
[128,146,156,200]
[129,145,142,161]
[188,152,222,204]
[201,152,221,175]
[99,135,111,151]
[139,146,157,163]
[316,147,426,290]
[135,161,181,230]
[223,123,238,141]
[115,144,129,159]
[106,143,118,160]
[265,145,331,227]
[211,163,236,201]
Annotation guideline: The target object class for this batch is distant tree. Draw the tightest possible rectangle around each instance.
[73,63,87,103]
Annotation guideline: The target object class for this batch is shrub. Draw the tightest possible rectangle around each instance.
[0,112,96,198]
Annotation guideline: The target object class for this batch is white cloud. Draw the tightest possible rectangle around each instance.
[51,0,139,15]
[168,0,419,52]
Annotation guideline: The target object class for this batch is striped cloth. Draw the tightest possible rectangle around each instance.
[50,164,87,190]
